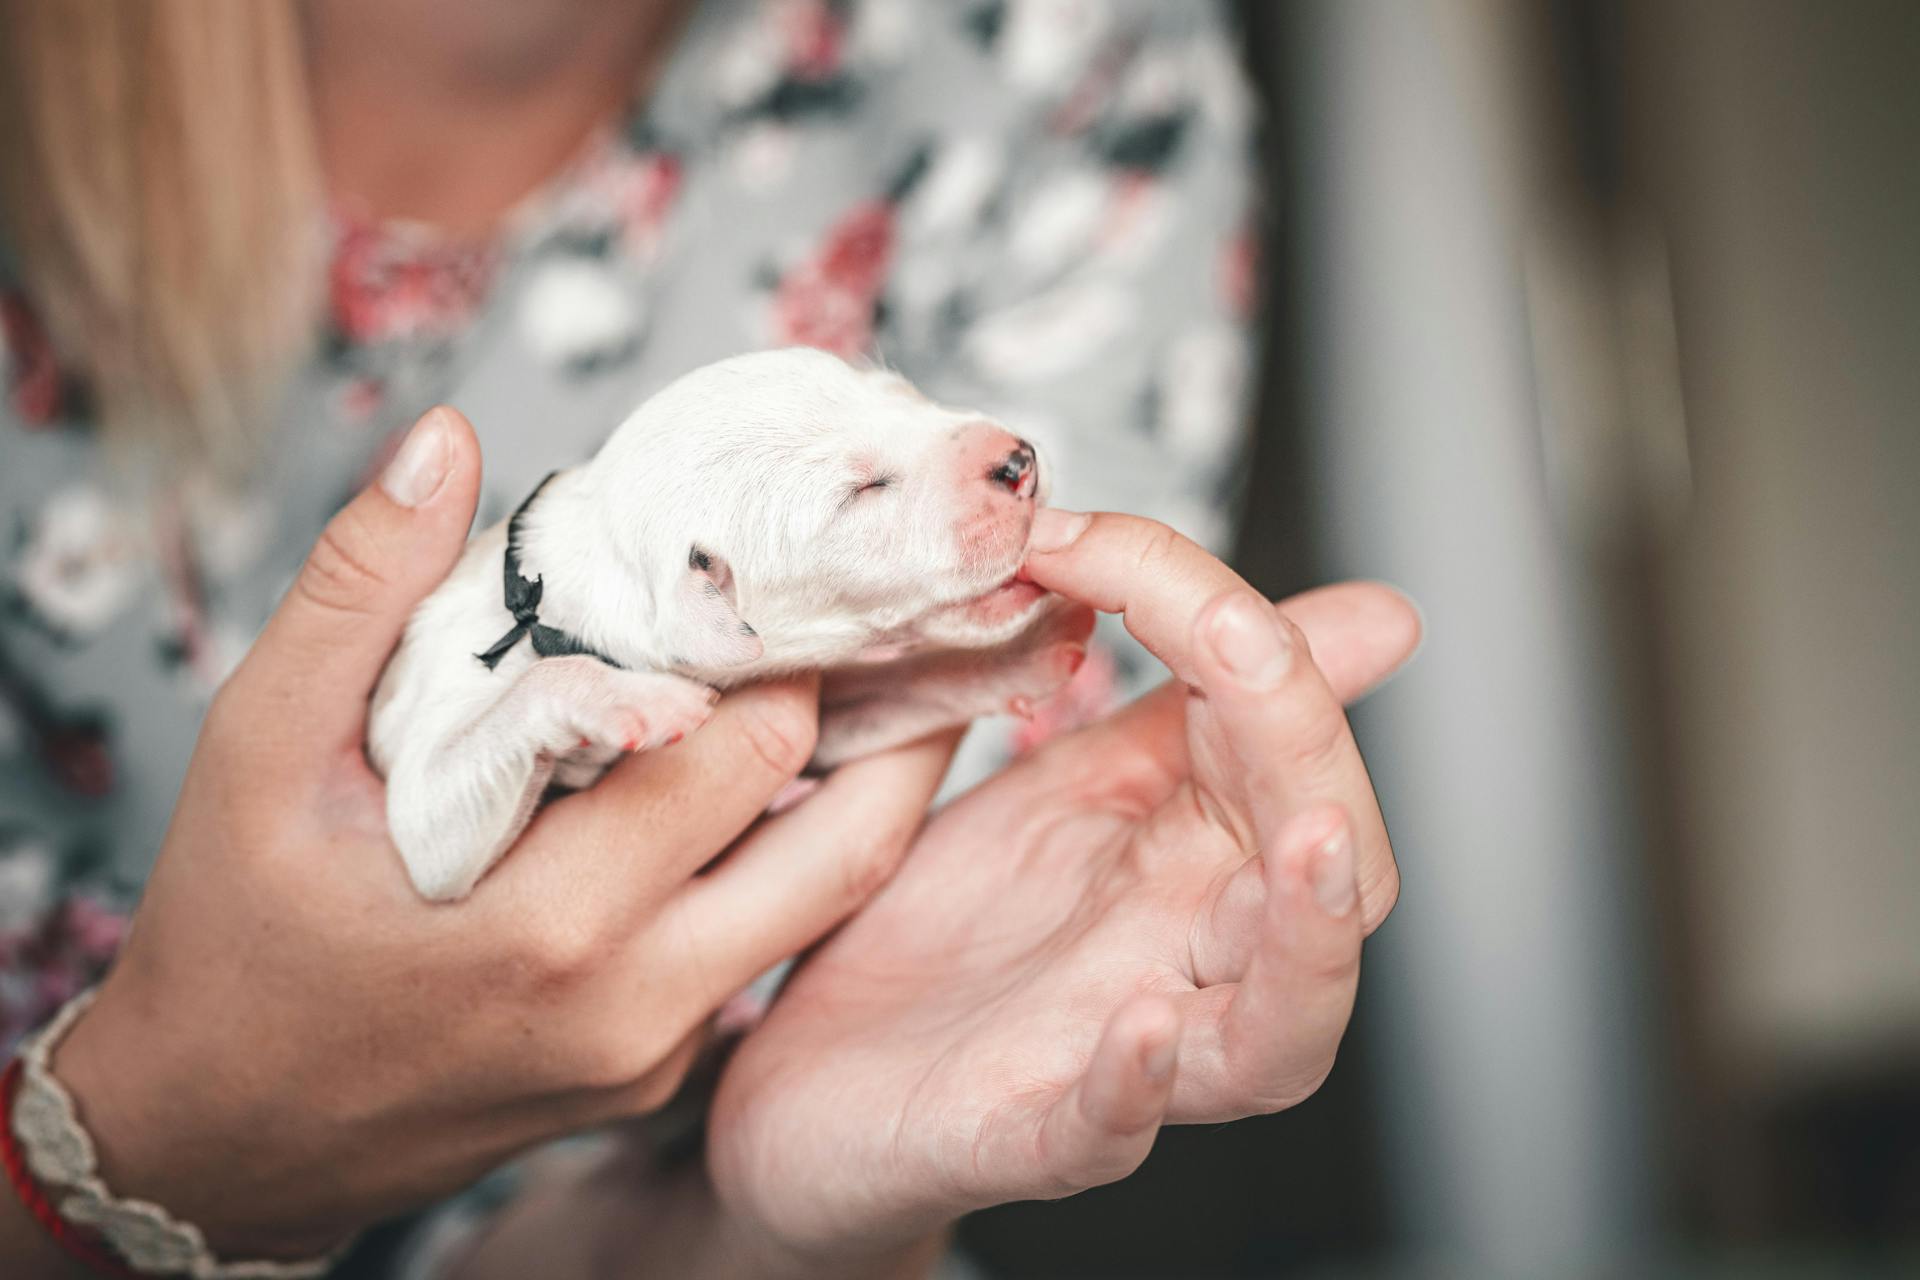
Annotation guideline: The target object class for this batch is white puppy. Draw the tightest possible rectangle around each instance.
[369,348,1090,900]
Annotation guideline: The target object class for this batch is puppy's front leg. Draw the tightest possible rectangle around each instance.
[388,655,715,900]
[814,602,1095,768]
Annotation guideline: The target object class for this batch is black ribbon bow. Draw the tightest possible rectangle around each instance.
[474,473,624,671]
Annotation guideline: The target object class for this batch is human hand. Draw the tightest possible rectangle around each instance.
[707,513,1417,1264]
[36,408,955,1262]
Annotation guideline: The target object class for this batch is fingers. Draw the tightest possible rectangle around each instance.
[1025,579,1423,810]
[649,729,961,1022]
[1174,807,1362,1123]
[509,675,823,905]
[1024,512,1421,699]
[1026,995,1181,1196]
[1192,589,1399,931]
[1022,511,1247,686]
[1271,582,1423,704]
[230,408,482,760]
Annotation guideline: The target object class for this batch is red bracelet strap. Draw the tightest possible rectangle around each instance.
[1,1057,143,1279]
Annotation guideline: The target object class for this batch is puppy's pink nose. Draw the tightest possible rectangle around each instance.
[958,427,1037,499]
[954,423,1040,503]
[989,440,1037,498]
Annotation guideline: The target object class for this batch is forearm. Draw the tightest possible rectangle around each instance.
[448,1144,947,1280]
[703,1214,950,1280]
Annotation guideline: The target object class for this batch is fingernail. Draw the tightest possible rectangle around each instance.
[1309,828,1358,918]
[1142,1037,1177,1082]
[1027,508,1090,554]
[1208,593,1291,688]
[379,410,451,508]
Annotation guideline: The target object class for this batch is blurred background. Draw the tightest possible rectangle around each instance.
[2,0,1913,1275]
[960,0,1920,1275]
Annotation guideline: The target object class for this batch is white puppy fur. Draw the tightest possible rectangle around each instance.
[369,348,1090,900]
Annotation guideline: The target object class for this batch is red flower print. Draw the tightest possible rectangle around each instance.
[328,217,499,347]
[0,893,132,1052]
[770,199,897,357]
[1220,222,1260,322]
[612,152,684,257]
[38,718,114,798]
[566,144,687,261]
[60,895,130,960]
[780,0,848,81]
[2,291,65,426]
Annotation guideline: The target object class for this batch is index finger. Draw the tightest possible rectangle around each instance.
[1021,511,1249,686]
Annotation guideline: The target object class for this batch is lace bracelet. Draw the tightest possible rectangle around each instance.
[6,988,346,1279]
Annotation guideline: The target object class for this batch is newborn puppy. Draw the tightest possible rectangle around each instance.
[369,348,1091,900]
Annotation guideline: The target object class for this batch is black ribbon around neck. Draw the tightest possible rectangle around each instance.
[474,473,624,671]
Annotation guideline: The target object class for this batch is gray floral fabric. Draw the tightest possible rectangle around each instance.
[0,0,1259,1050]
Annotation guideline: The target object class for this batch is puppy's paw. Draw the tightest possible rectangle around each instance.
[570,670,718,754]
[997,601,1097,718]
[1006,643,1089,720]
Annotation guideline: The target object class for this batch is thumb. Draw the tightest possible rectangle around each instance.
[232,406,482,758]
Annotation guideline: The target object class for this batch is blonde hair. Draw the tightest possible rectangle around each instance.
[0,0,322,479]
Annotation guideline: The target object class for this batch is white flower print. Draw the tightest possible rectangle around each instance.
[849,0,913,64]
[9,486,141,642]
[1007,168,1111,275]
[1000,0,1112,94]
[709,4,791,110]
[1159,324,1248,465]
[181,478,273,582]
[727,121,801,191]
[0,834,56,933]
[964,277,1137,383]
[903,136,1005,240]
[519,258,644,373]
[1186,25,1257,134]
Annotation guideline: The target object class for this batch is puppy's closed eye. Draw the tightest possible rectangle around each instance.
[842,473,897,508]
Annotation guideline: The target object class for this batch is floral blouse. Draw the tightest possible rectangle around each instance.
[0,0,1258,1058]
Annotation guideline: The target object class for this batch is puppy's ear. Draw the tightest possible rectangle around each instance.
[665,544,764,666]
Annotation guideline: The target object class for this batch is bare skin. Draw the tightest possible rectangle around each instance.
[1,4,1418,1276]
[0,411,965,1274]
[306,0,692,235]
[447,524,1416,1280]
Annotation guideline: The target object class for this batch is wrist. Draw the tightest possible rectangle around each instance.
[585,1139,951,1280]
[449,1137,948,1280]
[0,1079,94,1278]
[713,1210,949,1280]
[705,1167,952,1280]
[47,982,353,1264]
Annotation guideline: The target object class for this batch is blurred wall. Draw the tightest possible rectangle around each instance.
[1276,0,1920,1267]
[1628,0,1920,1078]
[1623,0,1920,1238]
[1279,1,1659,1272]
[973,0,1920,1270]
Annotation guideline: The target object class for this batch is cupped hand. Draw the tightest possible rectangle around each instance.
[707,512,1418,1263]
[42,409,955,1261]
